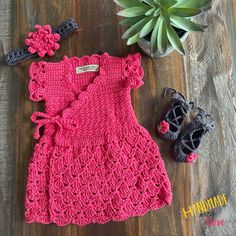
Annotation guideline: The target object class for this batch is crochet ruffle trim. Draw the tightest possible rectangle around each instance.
[28,61,47,101]
[123,53,144,89]
[28,53,144,102]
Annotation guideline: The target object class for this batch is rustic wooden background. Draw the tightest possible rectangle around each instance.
[0,0,235,235]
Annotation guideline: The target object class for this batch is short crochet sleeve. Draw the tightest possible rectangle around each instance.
[123,53,144,89]
[28,61,47,101]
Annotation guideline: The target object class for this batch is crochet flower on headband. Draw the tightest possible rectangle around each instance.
[6,18,78,65]
[25,24,60,57]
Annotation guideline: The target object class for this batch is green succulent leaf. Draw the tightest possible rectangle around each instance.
[142,0,157,7]
[168,7,201,17]
[157,18,168,53]
[114,0,143,8]
[122,17,151,39]
[115,0,210,53]
[160,9,170,25]
[170,15,207,31]
[117,6,152,17]
[139,18,156,38]
[174,0,211,9]
[119,16,146,25]
[145,8,156,16]
[150,17,161,54]
[166,24,185,54]
[127,32,140,45]
[154,9,160,16]
[155,0,167,5]
[170,21,180,29]
[165,0,177,9]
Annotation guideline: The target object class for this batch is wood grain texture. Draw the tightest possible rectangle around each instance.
[0,0,235,236]
[184,1,236,235]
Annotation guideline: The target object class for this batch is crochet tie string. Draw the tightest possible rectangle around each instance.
[31,111,78,140]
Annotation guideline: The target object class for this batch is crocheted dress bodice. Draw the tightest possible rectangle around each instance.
[25,53,172,226]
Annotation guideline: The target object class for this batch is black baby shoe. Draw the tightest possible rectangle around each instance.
[157,88,194,141]
[170,108,215,163]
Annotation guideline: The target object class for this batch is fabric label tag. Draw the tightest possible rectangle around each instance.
[76,64,99,74]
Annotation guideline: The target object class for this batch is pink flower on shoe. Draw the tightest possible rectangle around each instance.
[186,153,198,163]
[158,120,170,134]
[25,25,60,57]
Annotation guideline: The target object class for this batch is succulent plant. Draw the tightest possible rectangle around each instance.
[114,0,211,55]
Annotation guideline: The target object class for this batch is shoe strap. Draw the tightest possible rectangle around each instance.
[162,87,177,98]
[166,106,187,128]
[180,140,196,153]
[162,87,195,111]
[179,108,215,152]
[194,107,216,131]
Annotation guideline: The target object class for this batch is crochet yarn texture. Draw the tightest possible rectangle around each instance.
[25,24,60,57]
[25,52,173,226]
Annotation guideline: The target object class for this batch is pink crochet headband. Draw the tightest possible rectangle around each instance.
[6,17,78,66]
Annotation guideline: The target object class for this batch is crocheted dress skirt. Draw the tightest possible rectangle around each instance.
[25,53,173,226]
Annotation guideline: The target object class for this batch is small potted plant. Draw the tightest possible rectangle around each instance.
[114,0,212,57]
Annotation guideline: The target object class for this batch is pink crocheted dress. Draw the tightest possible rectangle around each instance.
[25,52,172,226]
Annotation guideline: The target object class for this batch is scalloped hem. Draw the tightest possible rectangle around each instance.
[25,194,172,227]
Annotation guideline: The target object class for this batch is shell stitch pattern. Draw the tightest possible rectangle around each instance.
[25,52,173,226]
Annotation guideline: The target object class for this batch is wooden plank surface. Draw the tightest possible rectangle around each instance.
[0,0,235,236]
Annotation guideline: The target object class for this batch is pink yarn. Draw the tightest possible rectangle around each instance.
[25,24,60,57]
[158,120,170,134]
[25,52,173,226]
[186,153,198,163]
